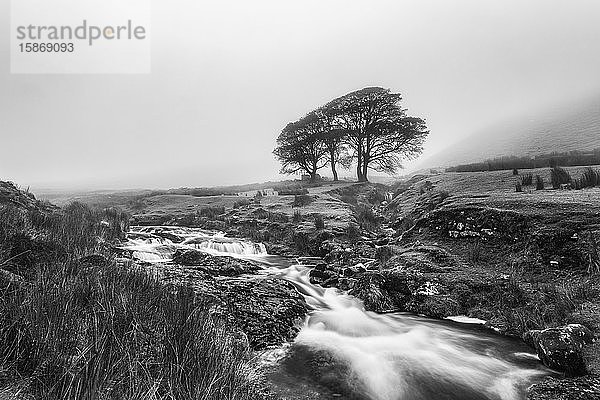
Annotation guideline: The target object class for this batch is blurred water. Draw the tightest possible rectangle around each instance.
[123,226,551,400]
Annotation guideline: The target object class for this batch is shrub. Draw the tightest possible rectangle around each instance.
[346,223,361,240]
[292,231,310,253]
[199,205,225,219]
[313,214,325,230]
[550,166,572,189]
[512,168,519,175]
[375,246,393,270]
[535,175,545,190]
[468,240,483,263]
[268,212,289,223]
[578,167,600,189]
[292,210,302,223]
[233,198,251,209]
[356,205,379,231]
[520,173,533,186]
[585,232,599,275]
[515,181,522,192]
[292,194,313,207]
[367,188,387,204]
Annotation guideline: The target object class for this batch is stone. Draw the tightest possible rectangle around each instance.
[172,249,260,276]
[523,324,595,376]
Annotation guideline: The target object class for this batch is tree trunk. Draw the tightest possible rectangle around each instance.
[330,149,339,181]
[361,153,369,182]
[356,144,364,181]
[310,162,318,182]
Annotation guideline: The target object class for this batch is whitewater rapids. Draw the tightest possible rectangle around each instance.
[123,226,551,400]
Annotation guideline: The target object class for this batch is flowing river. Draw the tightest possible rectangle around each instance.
[123,226,552,400]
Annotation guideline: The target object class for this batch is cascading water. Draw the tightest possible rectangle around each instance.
[123,226,552,400]
[122,226,267,262]
[268,265,551,400]
[183,237,267,256]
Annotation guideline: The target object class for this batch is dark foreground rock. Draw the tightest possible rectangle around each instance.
[154,262,307,350]
[528,375,600,400]
[213,278,308,350]
[172,249,261,276]
[524,324,595,376]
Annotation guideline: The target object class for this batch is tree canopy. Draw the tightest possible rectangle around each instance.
[274,87,429,182]
[272,115,329,180]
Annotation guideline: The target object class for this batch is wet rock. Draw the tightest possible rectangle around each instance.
[342,265,365,277]
[282,344,355,397]
[337,277,356,291]
[264,243,296,257]
[309,268,338,287]
[350,271,412,312]
[213,278,307,349]
[172,249,260,276]
[523,324,594,376]
[298,256,327,265]
[527,375,600,400]
[154,231,184,243]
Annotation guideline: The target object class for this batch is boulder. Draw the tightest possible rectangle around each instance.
[172,249,260,276]
[212,278,307,349]
[309,268,338,287]
[349,271,412,312]
[154,231,184,243]
[523,324,595,376]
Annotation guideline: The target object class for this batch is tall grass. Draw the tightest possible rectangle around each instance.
[573,167,600,190]
[0,201,263,400]
[550,166,572,189]
[313,214,325,230]
[356,205,379,231]
[199,206,225,219]
[520,173,533,186]
[535,175,545,190]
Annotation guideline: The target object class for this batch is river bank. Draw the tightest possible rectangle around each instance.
[3,174,599,399]
[123,172,600,399]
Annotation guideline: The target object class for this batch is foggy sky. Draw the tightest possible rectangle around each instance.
[2,0,600,190]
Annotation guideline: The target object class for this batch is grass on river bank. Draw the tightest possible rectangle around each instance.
[0,194,263,400]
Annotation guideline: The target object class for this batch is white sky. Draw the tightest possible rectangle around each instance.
[2,0,600,189]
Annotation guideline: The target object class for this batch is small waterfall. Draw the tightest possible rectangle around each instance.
[132,250,170,262]
[124,226,269,262]
[183,237,267,255]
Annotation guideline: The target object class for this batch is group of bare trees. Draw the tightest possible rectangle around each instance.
[273,87,429,182]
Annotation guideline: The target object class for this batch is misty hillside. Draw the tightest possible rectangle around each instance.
[424,94,600,168]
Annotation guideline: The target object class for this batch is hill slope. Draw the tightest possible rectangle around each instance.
[423,94,600,168]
